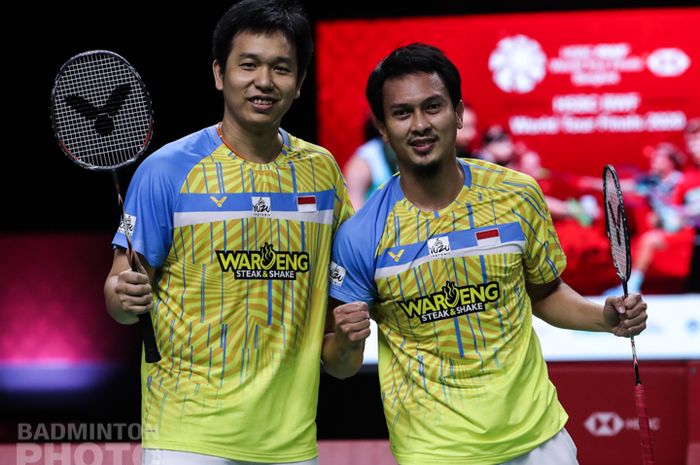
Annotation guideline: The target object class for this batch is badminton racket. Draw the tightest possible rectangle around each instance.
[603,164,654,464]
[50,50,161,363]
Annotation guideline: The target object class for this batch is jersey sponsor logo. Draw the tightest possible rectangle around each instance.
[216,242,308,280]
[398,280,500,323]
[387,249,405,262]
[210,195,227,207]
[427,236,451,258]
[117,214,136,236]
[329,261,346,286]
[252,196,271,216]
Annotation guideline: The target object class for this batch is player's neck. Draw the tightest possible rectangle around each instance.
[218,119,283,164]
[400,159,464,212]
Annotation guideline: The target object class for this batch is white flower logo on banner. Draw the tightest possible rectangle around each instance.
[647,48,690,77]
[489,35,547,94]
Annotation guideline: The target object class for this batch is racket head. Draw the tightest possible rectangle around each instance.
[603,164,632,283]
[50,50,154,171]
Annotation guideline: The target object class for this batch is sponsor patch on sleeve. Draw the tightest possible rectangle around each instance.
[329,261,346,286]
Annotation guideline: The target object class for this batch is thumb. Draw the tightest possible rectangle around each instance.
[606,296,626,315]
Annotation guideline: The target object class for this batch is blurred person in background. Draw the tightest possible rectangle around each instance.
[344,115,398,210]
[605,142,692,295]
[676,118,700,292]
[456,104,478,158]
[476,125,599,226]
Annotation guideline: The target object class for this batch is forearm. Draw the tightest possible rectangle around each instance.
[532,282,609,332]
[321,333,364,379]
[104,275,139,325]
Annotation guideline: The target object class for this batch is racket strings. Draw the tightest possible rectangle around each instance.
[52,52,151,169]
[604,171,630,281]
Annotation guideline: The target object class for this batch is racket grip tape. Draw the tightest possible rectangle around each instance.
[635,383,655,465]
[138,314,161,363]
[126,250,161,363]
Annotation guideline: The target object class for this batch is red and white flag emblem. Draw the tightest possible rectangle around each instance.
[476,228,501,246]
[297,195,317,212]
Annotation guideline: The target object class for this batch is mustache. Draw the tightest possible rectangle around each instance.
[408,134,438,144]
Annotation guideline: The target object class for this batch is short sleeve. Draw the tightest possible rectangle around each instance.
[521,177,567,284]
[329,217,377,305]
[112,157,176,268]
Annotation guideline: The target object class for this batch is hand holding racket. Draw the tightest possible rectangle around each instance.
[50,50,161,363]
[603,164,654,465]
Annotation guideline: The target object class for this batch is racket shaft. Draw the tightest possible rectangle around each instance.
[113,170,161,363]
[635,384,655,465]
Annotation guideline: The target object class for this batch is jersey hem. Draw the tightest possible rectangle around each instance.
[142,440,318,463]
[391,419,567,465]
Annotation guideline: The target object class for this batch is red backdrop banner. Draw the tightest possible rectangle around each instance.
[316,8,700,174]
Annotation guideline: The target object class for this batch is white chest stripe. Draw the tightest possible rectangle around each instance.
[373,241,526,280]
[174,209,334,227]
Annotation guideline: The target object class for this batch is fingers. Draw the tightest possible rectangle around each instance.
[333,302,371,344]
[115,269,152,314]
[618,293,648,337]
[334,302,370,323]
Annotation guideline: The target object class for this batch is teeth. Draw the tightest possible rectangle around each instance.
[251,98,274,104]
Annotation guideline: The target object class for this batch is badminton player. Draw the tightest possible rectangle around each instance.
[326,43,649,465]
[104,1,352,464]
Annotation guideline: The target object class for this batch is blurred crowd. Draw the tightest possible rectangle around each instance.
[343,108,700,295]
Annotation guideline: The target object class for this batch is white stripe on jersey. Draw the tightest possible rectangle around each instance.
[374,241,526,280]
[174,209,335,227]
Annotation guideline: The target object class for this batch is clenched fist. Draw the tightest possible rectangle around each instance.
[332,301,371,349]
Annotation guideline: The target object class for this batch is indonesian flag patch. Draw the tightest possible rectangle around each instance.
[297,195,317,212]
[475,228,501,246]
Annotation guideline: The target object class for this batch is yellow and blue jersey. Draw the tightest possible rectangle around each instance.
[329,159,567,465]
[113,125,353,462]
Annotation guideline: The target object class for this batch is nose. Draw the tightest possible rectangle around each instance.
[254,66,274,90]
[410,111,431,135]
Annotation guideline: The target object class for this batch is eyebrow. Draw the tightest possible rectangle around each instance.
[238,52,293,65]
[388,94,446,110]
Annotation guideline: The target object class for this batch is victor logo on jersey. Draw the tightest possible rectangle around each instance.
[398,280,500,323]
[216,242,309,279]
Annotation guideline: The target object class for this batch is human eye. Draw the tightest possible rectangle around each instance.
[425,101,443,113]
[240,61,256,70]
[392,108,410,119]
[274,64,292,74]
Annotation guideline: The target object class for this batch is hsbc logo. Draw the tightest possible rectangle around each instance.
[584,411,661,437]
[585,412,624,436]
[647,48,690,77]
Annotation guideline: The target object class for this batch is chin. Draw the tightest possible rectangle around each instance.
[410,158,442,177]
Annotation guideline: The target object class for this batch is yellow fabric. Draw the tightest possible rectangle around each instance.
[140,132,352,462]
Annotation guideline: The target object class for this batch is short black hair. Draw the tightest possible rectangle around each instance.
[366,43,462,123]
[212,0,313,79]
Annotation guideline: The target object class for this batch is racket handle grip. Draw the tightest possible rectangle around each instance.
[635,383,655,465]
[138,314,161,363]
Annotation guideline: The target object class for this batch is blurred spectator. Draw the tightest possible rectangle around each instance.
[456,104,478,158]
[474,124,514,165]
[676,117,700,292]
[344,115,398,210]
[606,142,691,295]
[475,125,600,226]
